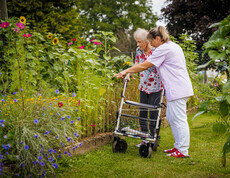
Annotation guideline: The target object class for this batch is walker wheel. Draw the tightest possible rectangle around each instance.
[112,139,127,153]
[139,144,152,158]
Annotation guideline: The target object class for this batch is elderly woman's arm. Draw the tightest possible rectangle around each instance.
[114,61,154,78]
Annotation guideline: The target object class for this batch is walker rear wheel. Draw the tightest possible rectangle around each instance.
[139,144,152,158]
[112,139,127,153]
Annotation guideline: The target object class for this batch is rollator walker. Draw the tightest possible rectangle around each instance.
[112,79,165,158]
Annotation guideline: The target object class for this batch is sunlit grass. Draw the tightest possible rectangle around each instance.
[57,113,230,177]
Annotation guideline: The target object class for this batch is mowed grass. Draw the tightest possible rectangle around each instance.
[57,113,230,177]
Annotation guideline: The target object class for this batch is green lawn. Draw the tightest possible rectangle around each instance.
[57,113,230,177]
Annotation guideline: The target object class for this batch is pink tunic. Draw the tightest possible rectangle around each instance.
[147,41,194,101]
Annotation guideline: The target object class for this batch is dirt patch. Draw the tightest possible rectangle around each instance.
[63,132,113,155]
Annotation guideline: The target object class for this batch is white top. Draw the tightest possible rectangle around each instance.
[147,41,194,101]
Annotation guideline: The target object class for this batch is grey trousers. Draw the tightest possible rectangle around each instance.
[139,90,162,135]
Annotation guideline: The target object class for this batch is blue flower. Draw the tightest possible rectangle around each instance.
[70,120,74,124]
[77,117,80,121]
[58,154,61,158]
[0,73,2,75]
[74,133,79,137]
[0,120,4,123]
[76,109,79,112]
[40,161,45,166]
[14,99,17,102]
[34,135,38,138]
[67,115,70,119]
[72,147,75,150]
[56,113,60,116]
[64,151,68,155]
[61,117,65,121]
[13,92,17,95]
[20,88,23,91]
[67,137,72,142]
[24,145,29,150]
[75,146,78,148]
[55,89,59,94]
[2,94,6,97]
[49,157,54,162]
[68,153,72,157]
[38,156,43,160]
[21,163,24,167]
[3,135,7,139]
[53,163,58,169]
[0,154,3,159]
[5,151,9,155]
[33,161,39,165]
[0,123,5,127]
[79,143,82,146]
[48,149,53,153]
[44,131,50,135]
[1,99,5,102]
[72,93,76,97]
[34,119,39,124]
[55,135,59,139]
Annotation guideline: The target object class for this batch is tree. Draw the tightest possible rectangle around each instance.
[161,0,230,49]
[0,0,8,19]
[75,0,158,52]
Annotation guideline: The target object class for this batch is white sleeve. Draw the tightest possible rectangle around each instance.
[147,47,166,67]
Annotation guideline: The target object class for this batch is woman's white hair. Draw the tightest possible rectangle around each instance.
[133,28,148,42]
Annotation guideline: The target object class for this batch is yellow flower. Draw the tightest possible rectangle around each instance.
[47,33,53,39]
[20,16,26,24]
[52,37,59,45]
[126,61,131,65]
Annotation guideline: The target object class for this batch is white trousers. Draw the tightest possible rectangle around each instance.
[166,97,190,155]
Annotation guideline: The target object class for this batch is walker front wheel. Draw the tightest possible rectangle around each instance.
[112,139,127,153]
[139,144,152,158]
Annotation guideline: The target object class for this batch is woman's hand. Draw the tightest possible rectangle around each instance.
[114,71,127,78]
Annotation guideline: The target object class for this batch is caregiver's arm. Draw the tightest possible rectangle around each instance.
[114,61,154,78]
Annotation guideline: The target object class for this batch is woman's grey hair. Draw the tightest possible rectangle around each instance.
[133,28,148,42]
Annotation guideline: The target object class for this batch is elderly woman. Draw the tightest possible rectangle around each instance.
[115,26,193,158]
[126,28,163,147]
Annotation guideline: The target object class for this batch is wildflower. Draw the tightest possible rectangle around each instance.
[214,83,219,87]
[72,38,76,41]
[72,93,76,97]
[58,102,63,108]
[14,99,17,102]
[34,119,39,124]
[68,41,73,46]
[38,156,43,160]
[55,89,59,94]
[22,34,32,38]
[16,22,25,29]
[21,163,24,167]
[61,117,65,121]
[58,154,61,158]
[68,153,72,157]
[77,117,80,121]
[20,16,26,24]
[78,99,80,106]
[33,161,39,165]
[93,42,101,45]
[79,143,82,146]
[57,113,60,116]
[67,137,72,142]
[79,45,84,49]
[90,39,95,42]
[1,99,5,102]
[74,133,79,137]
[90,124,95,127]
[0,22,10,28]
[67,115,70,119]
[3,135,7,139]
[52,38,59,45]
[44,131,50,135]
[20,88,23,91]
[75,146,78,148]
[53,163,58,169]
[14,27,20,33]
[76,109,79,112]
[13,92,17,95]
[0,120,5,123]
[24,145,29,150]
[70,120,74,124]
[40,161,45,166]
[47,33,53,39]
[55,135,59,139]
[49,157,54,162]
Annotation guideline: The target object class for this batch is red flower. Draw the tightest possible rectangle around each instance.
[79,45,84,49]
[0,22,10,28]
[149,78,154,82]
[90,39,95,42]
[58,102,64,108]
[78,99,80,106]
[72,38,76,41]
[23,34,32,38]
[90,124,95,127]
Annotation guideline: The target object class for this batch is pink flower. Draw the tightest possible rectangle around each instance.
[79,45,84,49]
[0,22,10,28]
[16,22,25,29]
[68,41,73,46]
[14,27,20,33]
[214,83,219,87]
[22,34,32,38]
[90,124,95,127]
[90,39,95,42]
[93,42,101,45]
[72,38,76,41]
[78,99,80,106]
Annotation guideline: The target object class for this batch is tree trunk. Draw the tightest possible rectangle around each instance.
[0,0,8,19]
